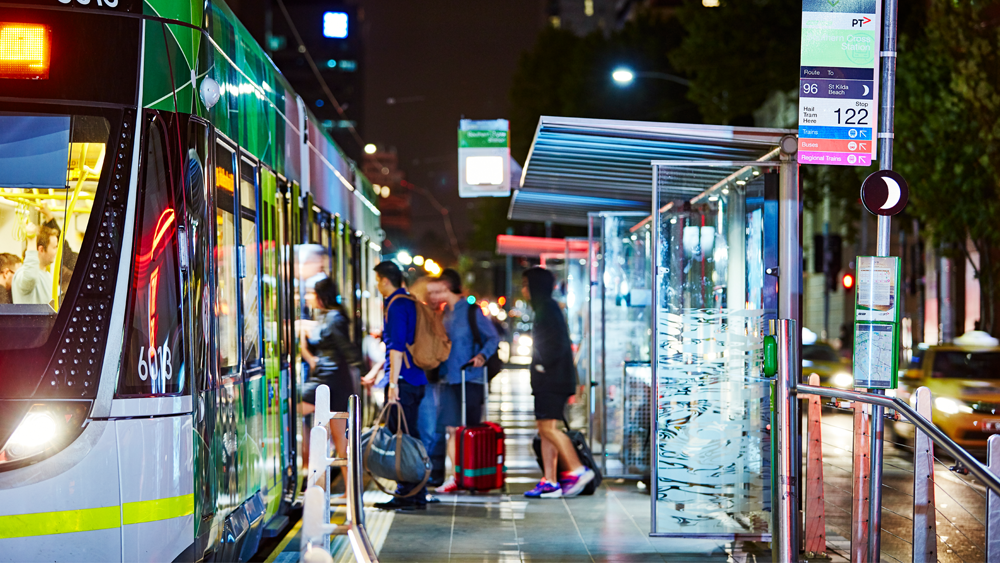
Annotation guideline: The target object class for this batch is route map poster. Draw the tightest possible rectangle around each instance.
[855,256,901,322]
[853,322,898,388]
[798,0,881,166]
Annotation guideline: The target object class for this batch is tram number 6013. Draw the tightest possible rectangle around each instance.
[834,108,868,125]
[138,344,172,381]
[57,0,120,7]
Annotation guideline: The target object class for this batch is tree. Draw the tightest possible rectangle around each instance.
[669,0,801,125]
[895,0,1000,333]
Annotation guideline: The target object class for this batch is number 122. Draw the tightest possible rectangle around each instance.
[834,108,868,125]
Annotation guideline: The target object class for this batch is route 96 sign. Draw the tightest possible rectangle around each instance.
[797,1,882,167]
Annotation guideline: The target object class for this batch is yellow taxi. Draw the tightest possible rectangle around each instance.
[893,332,1000,450]
[802,341,854,389]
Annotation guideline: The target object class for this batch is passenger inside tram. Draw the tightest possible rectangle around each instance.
[12,222,59,306]
[0,253,21,305]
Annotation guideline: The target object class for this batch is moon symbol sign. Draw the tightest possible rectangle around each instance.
[862,84,870,96]
[861,170,909,216]
[880,176,901,209]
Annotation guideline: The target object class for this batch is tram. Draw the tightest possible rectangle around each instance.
[0,1,383,561]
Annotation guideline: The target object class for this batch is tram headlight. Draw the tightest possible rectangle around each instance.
[0,402,89,467]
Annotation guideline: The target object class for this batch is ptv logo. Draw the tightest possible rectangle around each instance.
[852,17,872,27]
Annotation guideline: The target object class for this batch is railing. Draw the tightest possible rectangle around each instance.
[300,387,378,563]
[773,319,1000,562]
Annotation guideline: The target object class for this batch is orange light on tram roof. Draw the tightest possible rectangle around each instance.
[0,23,51,80]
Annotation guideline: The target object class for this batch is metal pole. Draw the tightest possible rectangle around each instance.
[778,138,802,555]
[912,387,937,563]
[775,319,800,562]
[587,216,596,450]
[869,0,899,558]
[988,434,1000,562]
[347,394,365,528]
[778,142,800,326]
[649,166,660,534]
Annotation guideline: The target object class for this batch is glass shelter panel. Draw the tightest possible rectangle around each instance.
[591,212,652,478]
[652,164,776,537]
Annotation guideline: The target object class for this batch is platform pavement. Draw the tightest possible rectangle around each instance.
[320,369,774,563]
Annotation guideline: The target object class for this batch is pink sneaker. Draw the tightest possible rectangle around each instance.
[524,479,562,498]
[559,468,595,497]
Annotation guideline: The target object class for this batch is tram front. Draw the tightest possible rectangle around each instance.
[0,3,191,561]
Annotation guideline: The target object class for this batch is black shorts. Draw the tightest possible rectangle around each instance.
[301,375,355,413]
[439,383,484,428]
[534,393,570,421]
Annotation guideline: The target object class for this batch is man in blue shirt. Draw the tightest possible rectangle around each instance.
[427,269,499,494]
[373,261,429,510]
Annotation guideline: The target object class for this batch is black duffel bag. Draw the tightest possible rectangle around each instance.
[531,420,602,495]
[361,401,431,498]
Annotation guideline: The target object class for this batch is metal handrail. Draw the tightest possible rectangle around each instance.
[301,391,378,563]
[797,382,1000,496]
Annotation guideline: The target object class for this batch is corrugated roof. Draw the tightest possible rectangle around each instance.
[510,116,794,226]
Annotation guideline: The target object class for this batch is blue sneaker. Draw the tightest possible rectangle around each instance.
[560,468,595,497]
[524,479,562,498]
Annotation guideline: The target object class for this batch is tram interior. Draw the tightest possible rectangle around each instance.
[0,114,107,345]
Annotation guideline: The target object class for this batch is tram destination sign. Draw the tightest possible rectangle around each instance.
[797,0,881,167]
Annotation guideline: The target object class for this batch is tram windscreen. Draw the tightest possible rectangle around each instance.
[0,112,108,348]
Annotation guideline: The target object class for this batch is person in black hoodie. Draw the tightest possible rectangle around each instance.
[521,267,595,498]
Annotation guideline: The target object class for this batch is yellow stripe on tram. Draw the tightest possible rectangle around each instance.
[0,506,120,539]
[122,493,194,525]
[0,493,195,538]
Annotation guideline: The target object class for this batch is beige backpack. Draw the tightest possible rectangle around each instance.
[385,294,451,371]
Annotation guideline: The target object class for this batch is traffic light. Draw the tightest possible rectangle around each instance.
[814,234,843,291]
[842,273,855,290]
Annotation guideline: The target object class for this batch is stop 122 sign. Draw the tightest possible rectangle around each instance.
[797,0,881,167]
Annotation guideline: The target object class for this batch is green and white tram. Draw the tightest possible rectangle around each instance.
[0,1,383,561]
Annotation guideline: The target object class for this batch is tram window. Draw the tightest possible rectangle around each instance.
[119,118,185,396]
[0,113,108,349]
[185,120,213,391]
[239,157,261,365]
[215,142,239,372]
[259,169,279,364]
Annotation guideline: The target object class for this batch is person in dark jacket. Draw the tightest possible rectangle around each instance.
[521,267,595,498]
[300,278,363,487]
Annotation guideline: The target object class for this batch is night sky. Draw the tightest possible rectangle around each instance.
[360,0,546,257]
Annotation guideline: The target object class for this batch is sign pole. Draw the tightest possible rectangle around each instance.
[868,0,899,559]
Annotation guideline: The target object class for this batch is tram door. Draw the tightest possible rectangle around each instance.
[213,139,243,515]
[184,119,220,551]
[237,155,264,502]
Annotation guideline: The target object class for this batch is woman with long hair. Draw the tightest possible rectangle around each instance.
[300,277,363,489]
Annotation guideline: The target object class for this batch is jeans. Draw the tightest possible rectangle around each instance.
[386,379,428,502]
[418,383,446,474]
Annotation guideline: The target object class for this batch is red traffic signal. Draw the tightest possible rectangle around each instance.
[842,273,855,290]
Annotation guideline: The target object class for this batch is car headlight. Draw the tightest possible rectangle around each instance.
[0,402,89,468]
[832,372,854,388]
[934,397,973,415]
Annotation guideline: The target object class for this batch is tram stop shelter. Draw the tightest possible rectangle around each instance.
[511,116,799,539]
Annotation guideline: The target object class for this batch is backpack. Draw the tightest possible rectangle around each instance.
[386,294,451,371]
[467,304,503,381]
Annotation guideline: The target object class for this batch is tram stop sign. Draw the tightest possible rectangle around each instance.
[860,170,908,216]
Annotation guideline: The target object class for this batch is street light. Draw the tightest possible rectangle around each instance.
[397,251,413,265]
[364,143,377,154]
[611,67,690,87]
[611,68,635,85]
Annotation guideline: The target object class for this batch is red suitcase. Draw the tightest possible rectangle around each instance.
[455,367,505,492]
